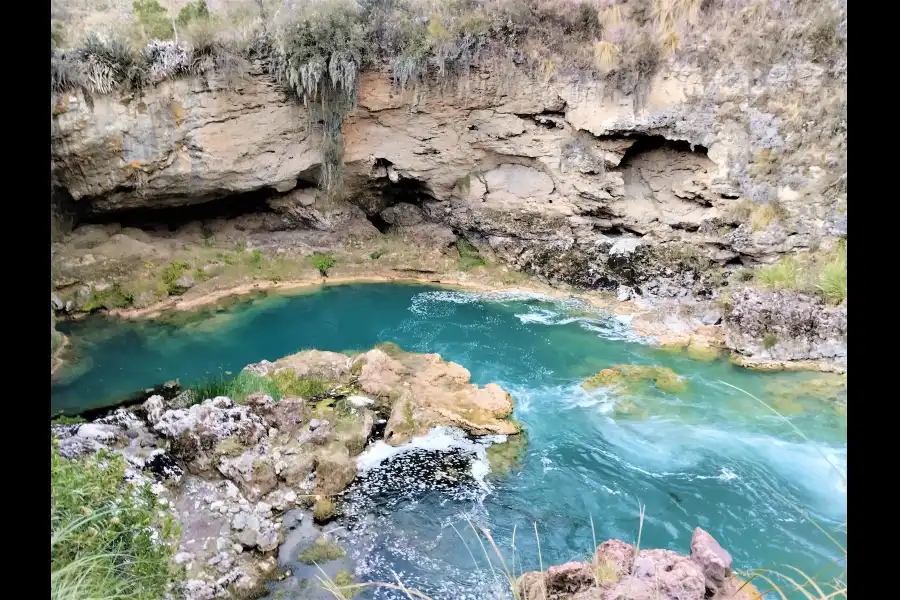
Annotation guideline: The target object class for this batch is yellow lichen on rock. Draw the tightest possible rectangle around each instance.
[659,338,721,361]
[582,364,688,394]
[763,373,847,415]
[485,432,528,477]
[582,368,626,391]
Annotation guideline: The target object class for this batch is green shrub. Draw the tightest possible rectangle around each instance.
[456,238,486,270]
[83,284,134,312]
[51,439,179,600]
[176,0,209,27]
[250,248,264,269]
[133,0,174,40]
[311,252,336,276]
[763,333,778,349]
[161,260,190,295]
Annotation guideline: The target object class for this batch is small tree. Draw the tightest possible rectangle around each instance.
[311,253,336,277]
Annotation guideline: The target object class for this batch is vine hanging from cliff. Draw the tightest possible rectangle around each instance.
[270,2,368,197]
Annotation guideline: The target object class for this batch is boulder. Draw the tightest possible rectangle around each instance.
[546,561,594,593]
[150,397,267,473]
[620,549,706,600]
[690,528,732,591]
[595,538,635,578]
[218,447,279,501]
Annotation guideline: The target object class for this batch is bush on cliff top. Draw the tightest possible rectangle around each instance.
[51,0,846,97]
[51,438,179,600]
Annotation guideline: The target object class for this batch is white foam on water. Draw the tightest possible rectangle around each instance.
[579,319,649,344]
[356,426,504,488]
[409,289,571,315]
[718,467,739,481]
[593,418,847,519]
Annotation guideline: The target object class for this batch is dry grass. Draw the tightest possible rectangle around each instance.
[51,0,846,97]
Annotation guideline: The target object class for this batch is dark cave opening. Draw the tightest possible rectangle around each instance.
[380,176,435,207]
[366,212,392,234]
[616,134,709,167]
[76,187,284,232]
[362,159,437,231]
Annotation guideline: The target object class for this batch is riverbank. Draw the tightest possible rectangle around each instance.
[51,222,844,374]
[51,346,527,600]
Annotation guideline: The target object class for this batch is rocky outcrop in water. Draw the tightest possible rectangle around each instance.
[725,288,847,371]
[517,528,761,600]
[50,345,519,599]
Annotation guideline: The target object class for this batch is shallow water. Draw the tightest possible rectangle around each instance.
[53,283,847,598]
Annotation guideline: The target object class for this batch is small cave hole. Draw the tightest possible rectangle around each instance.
[366,212,392,234]
[617,134,709,168]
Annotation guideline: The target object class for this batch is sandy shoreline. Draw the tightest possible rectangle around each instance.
[56,270,843,374]
[110,271,632,320]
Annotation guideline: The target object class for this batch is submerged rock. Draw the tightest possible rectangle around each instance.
[582,364,688,394]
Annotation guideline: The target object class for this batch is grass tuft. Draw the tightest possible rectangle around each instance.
[298,535,344,564]
[51,438,179,600]
[313,497,336,523]
[270,369,329,398]
[753,240,847,305]
[188,370,281,404]
[51,414,87,426]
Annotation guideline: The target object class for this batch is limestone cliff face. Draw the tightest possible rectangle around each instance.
[50,57,846,364]
[51,60,844,259]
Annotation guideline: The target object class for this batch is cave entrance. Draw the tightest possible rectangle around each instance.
[617,135,709,168]
[76,187,284,232]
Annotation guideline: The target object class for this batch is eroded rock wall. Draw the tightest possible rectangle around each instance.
[50,58,847,365]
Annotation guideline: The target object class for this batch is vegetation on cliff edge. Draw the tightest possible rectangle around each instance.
[51,438,179,600]
[51,0,846,197]
[754,239,847,304]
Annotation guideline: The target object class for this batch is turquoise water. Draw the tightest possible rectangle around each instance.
[53,283,847,598]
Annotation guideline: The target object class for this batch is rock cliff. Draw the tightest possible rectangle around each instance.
[50,52,846,367]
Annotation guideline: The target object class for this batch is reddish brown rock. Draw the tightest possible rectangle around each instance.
[594,538,635,579]
[690,527,733,590]
[546,561,595,594]
[628,549,706,600]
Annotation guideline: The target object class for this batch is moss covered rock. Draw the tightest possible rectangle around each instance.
[582,364,688,394]
[486,432,528,477]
